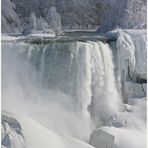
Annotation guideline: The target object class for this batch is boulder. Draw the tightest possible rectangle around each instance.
[90,129,115,148]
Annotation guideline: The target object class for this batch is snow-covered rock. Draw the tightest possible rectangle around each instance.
[2,111,94,148]
[90,129,115,148]
[2,113,26,148]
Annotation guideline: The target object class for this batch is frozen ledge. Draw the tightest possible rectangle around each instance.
[2,34,116,44]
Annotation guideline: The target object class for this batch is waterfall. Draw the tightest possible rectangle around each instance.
[90,41,120,126]
[2,40,120,140]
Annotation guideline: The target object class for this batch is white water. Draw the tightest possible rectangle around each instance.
[2,40,120,141]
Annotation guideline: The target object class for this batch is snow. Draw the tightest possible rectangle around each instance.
[101,126,146,148]
[27,33,55,37]
[2,111,94,148]
[2,35,19,41]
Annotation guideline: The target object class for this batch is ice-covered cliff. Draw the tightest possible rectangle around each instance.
[113,30,147,102]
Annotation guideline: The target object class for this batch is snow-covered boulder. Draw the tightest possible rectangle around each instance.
[90,129,115,148]
[2,113,26,148]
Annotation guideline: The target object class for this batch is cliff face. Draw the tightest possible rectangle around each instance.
[2,0,147,33]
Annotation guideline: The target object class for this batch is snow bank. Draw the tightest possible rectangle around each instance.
[2,111,94,148]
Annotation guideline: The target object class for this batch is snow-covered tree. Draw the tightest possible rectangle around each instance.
[22,12,37,35]
[2,0,21,33]
[47,7,61,35]
[29,12,37,31]
[22,12,56,35]
[99,0,147,32]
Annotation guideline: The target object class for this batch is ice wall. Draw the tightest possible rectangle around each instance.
[113,30,147,102]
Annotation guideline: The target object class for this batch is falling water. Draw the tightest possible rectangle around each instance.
[2,40,120,140]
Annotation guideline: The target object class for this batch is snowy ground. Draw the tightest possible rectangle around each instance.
[2,111,94,148]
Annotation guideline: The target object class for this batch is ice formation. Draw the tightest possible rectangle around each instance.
[115,30,147,102]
